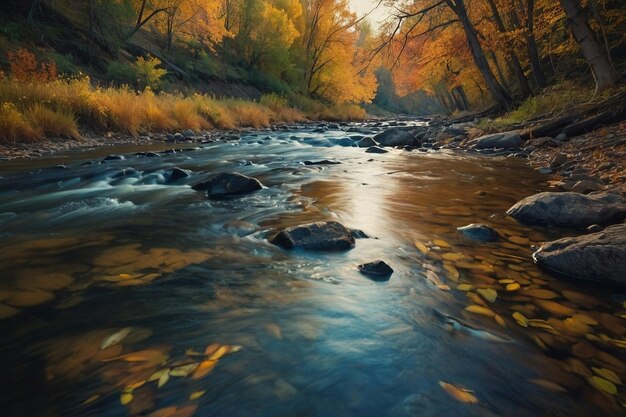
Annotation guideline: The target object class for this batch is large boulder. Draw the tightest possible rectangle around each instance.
[192,172,263,198]
[506,192,626,228]
[270,221,355,251]
[357,137,378,148]
[533,223,626,284]
[471,131,522,149]
[373,128,417,147]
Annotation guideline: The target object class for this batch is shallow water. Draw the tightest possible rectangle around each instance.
[1,121,624,417]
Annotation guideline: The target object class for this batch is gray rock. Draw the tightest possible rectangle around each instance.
[457,223,500,242]
[303,160,341,166]
[536,167,552,174]
[192,172,263,198]
[165,133,176,142]
[571,180,603,194]
[174,133,184,142]
[587,224,603,233]
[555,132,567,142]
[533,223,626,284]
[373,128,417,147]
[365,146,388,154]
[550,153,568,168]
[357,137,378,148]
[358,260,393,280]
[471,131,522,149]
[183,129,196,139]
[168,167,190,182]
[271,221,355,251]
[506,192,626,228]
[332,137,356,147]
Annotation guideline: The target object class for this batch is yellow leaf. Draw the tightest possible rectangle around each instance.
[442,252,465,261]
[443,263,460,281]
[572,314,598,326]
[169,363,199,377]
[465,305,496,317]
[192,360,216,380]
[120,392,133,405]
[415,241,429,254]
[438,381,478,404]
[494,314,507,328]
[477,288,497,303]
[512,311,528,327]
[158,371,170,388]
[592,368,622,385]
[523,289,559,300]
[149,369,168,382]
[81,394,100,405]
[101,327,133,350]
[506,283,521,291]
[456,284,474,291]
[118,273,132,279]
[498,279,515,284]
[208,345,230,361]
[189,391,206,400]
[535,300,575,316]
[588,376,617,395]
[433,239,450,248]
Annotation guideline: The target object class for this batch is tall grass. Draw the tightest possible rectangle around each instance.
[0,77,365,143]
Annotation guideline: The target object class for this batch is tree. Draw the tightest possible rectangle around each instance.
[558,0,617,93]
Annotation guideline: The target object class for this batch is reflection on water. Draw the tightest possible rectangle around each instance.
[0,122,625,417]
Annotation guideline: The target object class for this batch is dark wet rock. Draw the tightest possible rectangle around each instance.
[533,223,626,284]
[174,133,184,142]
[358,260,393,280]
[303,160,341,166]
[332,137,356,147]
[145,152,160,157]
[587,224,603,233]
[471,131,522,149]
[270,221,355,251]
[183,129,196,139]
[357,137,378,148]
[103,155,124,161]
[54,165,68,169]
[192,172,263,198]
[550,153,568,168]
[507,192,626,228]
[555,132,568,142]
[365,146,388,154]
[166,133,176,142]
[112,168,137,178]
[350,229,369,239]
[168,167,190,182]
[373,128,417,147]
[223,134,240,141]
[457,223,500,242]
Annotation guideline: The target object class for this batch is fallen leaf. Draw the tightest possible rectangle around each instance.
[456,284,474,291]
[592,368,622,385]
[170,363,198,377]
[189,391,206,400]
[120,392,133,405]
[588,376,617,395]
[101,327,133,350]
[147,406,178,417]
[494,314,507,328]
[433,239,450,248]
[506,283,521,292]
[81,394,100,405]
[465,305,496,317]
[477,288,497,303]
[512,311,528,327]
[158,371,170,388]
[523,289,559,300]
[442,253,465,261]
[535,300,575,316]
[438,381,478,404]
[415,241,429,254]
[192,360,217,380]
[529,379,567,393]
[0,303,21,319]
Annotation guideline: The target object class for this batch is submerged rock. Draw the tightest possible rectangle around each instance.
[365,146,388,154]
[303,160,341,166]
[457,223,500,242]
[506,192,626,228]
[270,221,355,251]
[356,137,378,148]
[533,223,626,284]
[192,172,263,198]
[358,260,393,280]
[168,167,190,182]
[374,128,417,147]
[471,132,522,149]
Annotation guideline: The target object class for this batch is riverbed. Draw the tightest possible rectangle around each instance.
[1,121,624,416]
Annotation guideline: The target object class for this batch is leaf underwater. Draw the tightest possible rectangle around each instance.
[465,304,496,317]
[438,381,478,404]
[101,327,133,350]
[476,288,497,303]
[587,376,617,395]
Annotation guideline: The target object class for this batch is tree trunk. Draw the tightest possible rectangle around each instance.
[454,85,470,109]
[485,0,531,98]
[447,0,513,110]
[523,0,547,87]
[27,0,42,24]
[558,0,617,93]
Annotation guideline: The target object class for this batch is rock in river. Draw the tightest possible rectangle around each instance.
[457,223,500,242]
[373,128,417,147]
[533,223,626,285]
[357,137,378,148]
[506,192,626,228]
[271,221,355,251]
[358,260,393,280]
[471,131,522,149]
[365,146,388,154]
[192,172,263,198]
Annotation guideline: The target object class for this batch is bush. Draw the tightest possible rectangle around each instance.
[106,57,167,90]
[106,61,137,86]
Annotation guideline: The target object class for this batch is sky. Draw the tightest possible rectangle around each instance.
[349,0,393,28]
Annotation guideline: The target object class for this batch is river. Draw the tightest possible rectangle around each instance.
[1,121,624,417]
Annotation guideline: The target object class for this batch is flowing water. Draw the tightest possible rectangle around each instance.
[1,121,624,417]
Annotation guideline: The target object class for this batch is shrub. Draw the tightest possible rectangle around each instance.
[6,48,57,82]
[24,103,80,139]
[134,57,167,90]
[0,102,42,143]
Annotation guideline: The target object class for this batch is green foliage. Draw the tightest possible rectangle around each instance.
[0,22,21,41]
[134,57,167,90]
[106,61,138,86]
[259,93,288,111]
[50,52,78,75]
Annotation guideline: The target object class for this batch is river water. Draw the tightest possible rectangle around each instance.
[0,121,624,417]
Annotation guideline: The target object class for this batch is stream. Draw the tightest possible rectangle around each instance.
[1,121,624,417]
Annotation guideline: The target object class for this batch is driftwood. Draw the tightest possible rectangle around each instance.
[520,91,626,140]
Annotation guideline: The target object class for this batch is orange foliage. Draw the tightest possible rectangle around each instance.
[7,48,58,82]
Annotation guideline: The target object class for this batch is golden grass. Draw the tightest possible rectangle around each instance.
[0,76,366,143]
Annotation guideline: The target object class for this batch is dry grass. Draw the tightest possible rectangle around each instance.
[0,76,366,143]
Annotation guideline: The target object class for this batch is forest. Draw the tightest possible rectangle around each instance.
[0,0,623,142]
